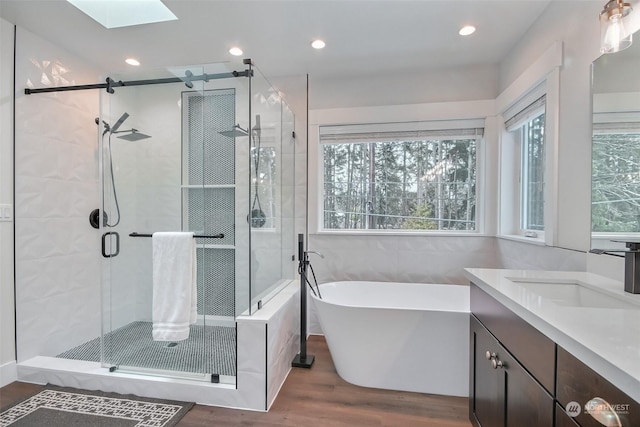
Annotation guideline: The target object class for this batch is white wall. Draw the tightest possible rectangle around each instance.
[0,18,16,386]
[498,1,601,253]
[499,0,639,279]
[309,64,499,109]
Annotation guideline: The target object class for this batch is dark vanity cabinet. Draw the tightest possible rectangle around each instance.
[469,282,639,427]
[471,316,554,427]
[469,280,555,427]
[556,346,640,427]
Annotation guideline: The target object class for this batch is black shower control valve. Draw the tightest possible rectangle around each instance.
[89,209,108,229]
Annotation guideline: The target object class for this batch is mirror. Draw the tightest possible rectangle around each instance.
[591,33,640,250]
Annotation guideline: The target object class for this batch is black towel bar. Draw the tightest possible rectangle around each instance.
[129,232,224,239]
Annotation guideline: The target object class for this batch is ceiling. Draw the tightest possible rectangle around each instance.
[0,0,554,81]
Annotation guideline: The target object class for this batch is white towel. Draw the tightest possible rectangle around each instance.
[152,232,197,341]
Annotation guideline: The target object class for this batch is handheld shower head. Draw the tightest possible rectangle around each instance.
[253,114,261,139]
[111,112,129,133]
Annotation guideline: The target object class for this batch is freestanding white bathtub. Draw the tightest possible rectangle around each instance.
[311,281,470,397]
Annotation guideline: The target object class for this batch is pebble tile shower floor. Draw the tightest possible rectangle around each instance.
[56,321,236,376]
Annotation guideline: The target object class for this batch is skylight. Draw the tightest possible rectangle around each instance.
[67,0,177,29]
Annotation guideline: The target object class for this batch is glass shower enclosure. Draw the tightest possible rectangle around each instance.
[97,60,295,383]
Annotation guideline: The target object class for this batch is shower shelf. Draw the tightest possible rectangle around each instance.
[199,244,235,250]
[129,232,224,239]
[181,185,236,189]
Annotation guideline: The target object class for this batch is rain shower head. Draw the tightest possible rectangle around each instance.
[219,124,248,138]
[111,112,129,133]
[116,129,151,141]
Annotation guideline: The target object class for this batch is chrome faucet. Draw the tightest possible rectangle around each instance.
[590,241,640,294]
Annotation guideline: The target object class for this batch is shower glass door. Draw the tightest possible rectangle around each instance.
[99,63,248,382]
[248,64,296,311]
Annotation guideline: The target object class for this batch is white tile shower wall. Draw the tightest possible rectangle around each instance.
[124,84,182,321]
[14,26,101,361]
[252,229,291,300]
[108,78,252,319]
[496,238,587,271]
[97,90,141,330]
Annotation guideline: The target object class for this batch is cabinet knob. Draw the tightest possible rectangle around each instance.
[485,351,497,360]
[492,359,504,369]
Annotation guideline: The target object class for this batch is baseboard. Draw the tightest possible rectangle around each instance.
[0,360,17,387]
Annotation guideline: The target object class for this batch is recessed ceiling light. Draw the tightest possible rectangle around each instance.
[125,58,140,66]
[229,47,243,56]
[459,25,476,36]
[66,0,177,29]
[311,39,326,49]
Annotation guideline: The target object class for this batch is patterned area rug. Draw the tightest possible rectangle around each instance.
[0,385,194,427]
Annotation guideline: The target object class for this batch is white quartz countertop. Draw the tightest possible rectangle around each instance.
[463,268,640,403]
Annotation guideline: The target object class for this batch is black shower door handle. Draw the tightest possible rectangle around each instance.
[101,232,120,258]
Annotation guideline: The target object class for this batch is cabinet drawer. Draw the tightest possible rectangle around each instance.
[470,282,556,394]
[557,346,640,427]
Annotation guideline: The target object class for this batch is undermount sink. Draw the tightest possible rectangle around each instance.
[507,278,639,310]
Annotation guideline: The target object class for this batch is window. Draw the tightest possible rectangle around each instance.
[320,125,481,231]
[519,112,545,231]
[592,124,640,233]
[502,92,546,237]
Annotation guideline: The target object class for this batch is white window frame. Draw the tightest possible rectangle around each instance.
[498,69,559,246]
[517,107,546,235]
[308,101,495,236]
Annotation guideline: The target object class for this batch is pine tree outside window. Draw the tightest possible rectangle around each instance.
[319,124,482,231]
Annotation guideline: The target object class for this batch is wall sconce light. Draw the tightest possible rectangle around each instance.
[600,0,633,53]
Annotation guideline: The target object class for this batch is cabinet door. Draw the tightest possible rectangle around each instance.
[471,316,554,427]
[471,316,505,427]
[501,342,554,427]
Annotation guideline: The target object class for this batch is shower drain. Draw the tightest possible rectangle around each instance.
[167,342,178,348]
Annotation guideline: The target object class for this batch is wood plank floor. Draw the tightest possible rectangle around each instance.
[1,335,471,426]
